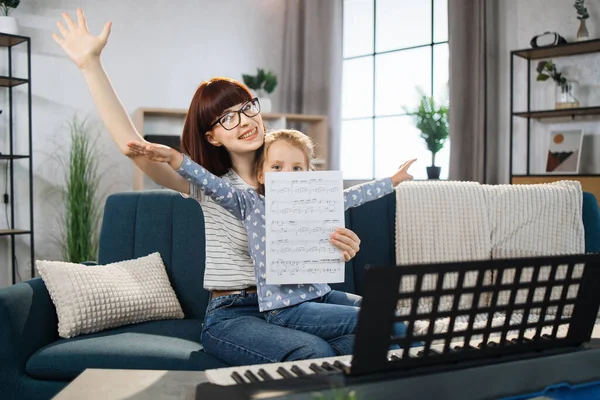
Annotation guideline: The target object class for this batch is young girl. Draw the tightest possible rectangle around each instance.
[53,9,372,365]
[126,129,415,339]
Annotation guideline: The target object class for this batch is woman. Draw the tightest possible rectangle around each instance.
[127,128,413,342]
[52,9,363,365]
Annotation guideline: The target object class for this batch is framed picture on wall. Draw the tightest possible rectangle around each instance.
[545,129,583,174]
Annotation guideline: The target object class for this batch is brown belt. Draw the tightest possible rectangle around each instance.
[211,287,257,299]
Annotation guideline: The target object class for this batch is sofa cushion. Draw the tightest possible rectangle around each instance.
[25,319,227,380]
[98,191,210,320]
[344,193,397,296]
[37,252,184,339]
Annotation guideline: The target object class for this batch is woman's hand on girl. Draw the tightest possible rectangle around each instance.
[391,158,417,186]
[126,141,184,170]
[330,228,361,262]
[52,8,112,70]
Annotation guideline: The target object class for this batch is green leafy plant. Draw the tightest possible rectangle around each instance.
[574,0,589,20]
[403,88,449,167]
[242,68,278,94]
[536,60,567,85]
[0,0,20,17]
[57,115,103,263]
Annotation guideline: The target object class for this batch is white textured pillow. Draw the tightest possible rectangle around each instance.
[37,252,184,339]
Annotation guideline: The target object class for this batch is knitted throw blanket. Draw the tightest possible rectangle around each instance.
[395,180,585,318]
[483,181,585,306]
[482,181,585,259]
[394,181,492,311]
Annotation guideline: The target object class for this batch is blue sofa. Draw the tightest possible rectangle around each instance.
[1,190,599,400]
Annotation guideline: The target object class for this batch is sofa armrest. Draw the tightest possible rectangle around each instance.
[0,278,59,390]
[583,192,600,253]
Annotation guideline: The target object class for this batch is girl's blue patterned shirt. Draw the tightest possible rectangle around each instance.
[176,154,394,311]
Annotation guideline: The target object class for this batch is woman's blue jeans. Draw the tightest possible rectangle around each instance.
[264,290,408,350]
[201,290,409,366]
[202,291,350,366]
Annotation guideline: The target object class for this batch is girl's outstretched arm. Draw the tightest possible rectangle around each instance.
[344,158,417,209]
[126,141,255,221]
[52,9,190,194]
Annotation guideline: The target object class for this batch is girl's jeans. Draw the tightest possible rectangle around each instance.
[202,290,409,367]
[264,290,408,351]
[201,291,351,366]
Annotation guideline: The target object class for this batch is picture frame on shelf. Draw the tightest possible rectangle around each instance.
[545,129,584,174]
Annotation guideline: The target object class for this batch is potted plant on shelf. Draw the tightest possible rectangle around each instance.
[403,88,449,180]
[242,68,278,113]
[536,59,580,109]
[0,0,20,35]
[574,0,589,41]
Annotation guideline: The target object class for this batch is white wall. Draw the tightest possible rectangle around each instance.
[0,0,286,287]
[496,0,600,182]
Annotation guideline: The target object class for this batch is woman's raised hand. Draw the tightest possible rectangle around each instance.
[126,141,184,170]
[52,8,112,69]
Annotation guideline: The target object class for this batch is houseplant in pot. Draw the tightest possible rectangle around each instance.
[403,89,449,180]
[0,0,20,35]
[242,68,277,113]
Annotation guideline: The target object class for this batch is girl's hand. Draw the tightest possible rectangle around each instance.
[126,141,184,170]
[330,228,361,262]
[52,8,112,70]
[391,158,417,186]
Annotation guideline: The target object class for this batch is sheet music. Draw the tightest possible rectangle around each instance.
[265,171,345,285]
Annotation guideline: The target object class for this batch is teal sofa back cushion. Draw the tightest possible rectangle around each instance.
[98,191,209,320]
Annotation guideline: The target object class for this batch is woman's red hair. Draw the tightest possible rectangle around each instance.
[180,77,253,176]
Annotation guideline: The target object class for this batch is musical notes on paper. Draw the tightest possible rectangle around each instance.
[269,179,340,196]
[269,198,339,214]
[265,171,345,285]
[270,220,339,236]
[269,259,343,283]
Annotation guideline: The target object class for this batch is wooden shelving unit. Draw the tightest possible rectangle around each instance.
[513,106,600,119]
[512,175,600,201]
[0,229,31,236]
[512,38,600,60]
[0,154,28,160]
[131,107,329,190]
[510,39,600,196]
[0,33,34,284]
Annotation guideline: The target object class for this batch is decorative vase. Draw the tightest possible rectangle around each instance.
[0,16,18,35]
[555,80,580,109]
[427,166,441,180]
[256,90,272,113]
[577,19,589,41]
[260,97,272,113]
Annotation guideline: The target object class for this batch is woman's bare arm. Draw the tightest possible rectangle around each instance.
[53,9,189,193]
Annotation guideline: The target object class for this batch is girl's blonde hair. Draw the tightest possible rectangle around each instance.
[254,129,315,195]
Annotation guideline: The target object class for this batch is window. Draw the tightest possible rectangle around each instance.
[341,0,449,180]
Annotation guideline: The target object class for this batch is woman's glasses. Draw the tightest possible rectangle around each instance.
[210,98,261,131]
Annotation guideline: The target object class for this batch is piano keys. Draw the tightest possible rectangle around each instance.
[204,329,561,387]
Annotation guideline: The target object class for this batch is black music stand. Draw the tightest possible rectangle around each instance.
[195,254,600,400]
[351,253,600,376]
